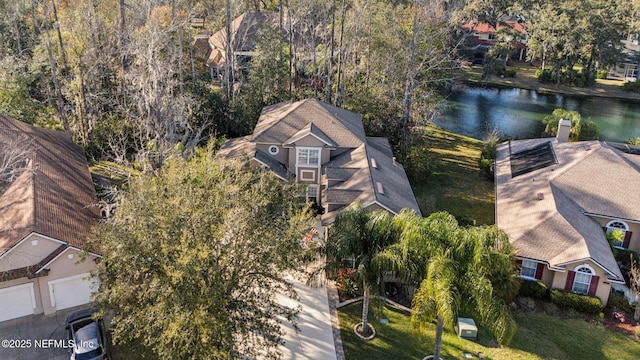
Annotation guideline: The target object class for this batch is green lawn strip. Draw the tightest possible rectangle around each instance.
[415,125,495,225]
[462,63,640,101]
[339,302,640,360]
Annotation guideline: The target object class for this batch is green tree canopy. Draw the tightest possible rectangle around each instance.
[542,108,599,141]
[394,211,517,359]
[90,151,316,360]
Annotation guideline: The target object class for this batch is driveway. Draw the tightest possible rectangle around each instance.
[278,273,339,360]
[0,305,91,360]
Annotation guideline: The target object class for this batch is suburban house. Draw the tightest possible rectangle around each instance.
[462,16,528,63]
[0,114,101,322]
[495,122,640,306]
[216,98,421,224]
[607,33,640,82]
[205,11,280,79]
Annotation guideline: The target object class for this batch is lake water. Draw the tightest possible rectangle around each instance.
[435,87,640,142]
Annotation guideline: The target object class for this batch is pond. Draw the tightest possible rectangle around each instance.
[435,87,640,142]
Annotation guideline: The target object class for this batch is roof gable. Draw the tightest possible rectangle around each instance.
[251,99,365,147]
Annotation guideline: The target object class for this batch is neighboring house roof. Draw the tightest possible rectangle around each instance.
[207,11,280,68]
[0,114,100,256]
[251,99,366,147]
[496,139,638,282]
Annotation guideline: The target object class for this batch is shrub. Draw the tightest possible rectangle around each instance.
[478,134,499,180]
[606,291,634,313]
[623,81,640,92]
[596,70,609,79]
[519,279,548,299]
[336,268,359,299]
[535,68,553,83]
[550,289,603,315]
[505,69,516,78]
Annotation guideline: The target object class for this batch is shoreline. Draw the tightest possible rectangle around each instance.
[461,65,640,102]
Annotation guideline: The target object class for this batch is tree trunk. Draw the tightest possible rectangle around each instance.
[635,303,640,321]
[361,281,370,334]
[223,0,233,101]
[400,0,420,149]
[434,315,444,360]
[51,0,68,72]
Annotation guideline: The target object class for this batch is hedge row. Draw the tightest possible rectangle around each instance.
[550,289,603,315]
[519,279,548,299]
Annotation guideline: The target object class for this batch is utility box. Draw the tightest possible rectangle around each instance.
[455,318,477,339]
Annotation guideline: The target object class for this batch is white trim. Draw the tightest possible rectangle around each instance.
[300,169,316,182]
[573,263,595,274]
[296,147,321,167]
[48,272,93,308]
[0,282,37,310]
[362,201,398,216]
[556,258,621,279]
[606,220,629,231]
[36,246,101,274]
[0,232,66,260]
[268,145,280,156]
[583,212,640,224]
[287,132,334,147]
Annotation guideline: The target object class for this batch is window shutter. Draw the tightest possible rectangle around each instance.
[588,275,600,296]
[623,231,632,249]
[565,270,575,290]
[535,263,544,280]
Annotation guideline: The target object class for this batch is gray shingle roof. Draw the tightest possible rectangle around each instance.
[496,139,634,281]
[0,114,100,255]
[251,99,365,147]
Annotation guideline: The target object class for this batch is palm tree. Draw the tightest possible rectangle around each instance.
[396,212,517,359]
[329,203,399,337]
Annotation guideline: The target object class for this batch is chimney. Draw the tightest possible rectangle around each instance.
[556,118,572,143]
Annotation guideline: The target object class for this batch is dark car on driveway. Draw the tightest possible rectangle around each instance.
[65,308,109,360]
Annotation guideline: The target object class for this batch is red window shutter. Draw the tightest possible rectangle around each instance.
[565,270,575,290]
[623,231,632,249]
[588,275,600,296]
[535,263,544,280]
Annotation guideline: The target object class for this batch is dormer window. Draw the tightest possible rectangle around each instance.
[297,147,320,166]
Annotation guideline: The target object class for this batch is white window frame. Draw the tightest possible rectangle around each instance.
[300,169,316,182]
[606,220,629,249]
[296,147,321,167]
[520,260,537,279]
[572,265,594,295]
[307,185,319,201]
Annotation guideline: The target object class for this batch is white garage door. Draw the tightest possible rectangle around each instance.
[0,283,36,322]
[48,273,97,310]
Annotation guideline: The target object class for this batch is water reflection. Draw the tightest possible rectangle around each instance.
[436,87,640,142]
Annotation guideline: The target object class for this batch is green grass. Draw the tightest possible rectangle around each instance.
[414,125,495,225]
[339,303,640,360]
[462,62,640,101]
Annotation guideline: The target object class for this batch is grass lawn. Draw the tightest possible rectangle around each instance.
[339,302,640,360]
[414,124,495,225]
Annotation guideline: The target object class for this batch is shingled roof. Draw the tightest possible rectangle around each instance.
[0,115,100,256]
[496,139,637,282]
[251,99,365,147]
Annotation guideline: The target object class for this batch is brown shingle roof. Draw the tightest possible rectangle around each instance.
[496,139,631,281]
[0,115,100,255]
[207,11,280,68]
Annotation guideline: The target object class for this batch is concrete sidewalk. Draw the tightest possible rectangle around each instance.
[278,276,339,360]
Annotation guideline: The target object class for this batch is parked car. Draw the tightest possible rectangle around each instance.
[65,308,109,360]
